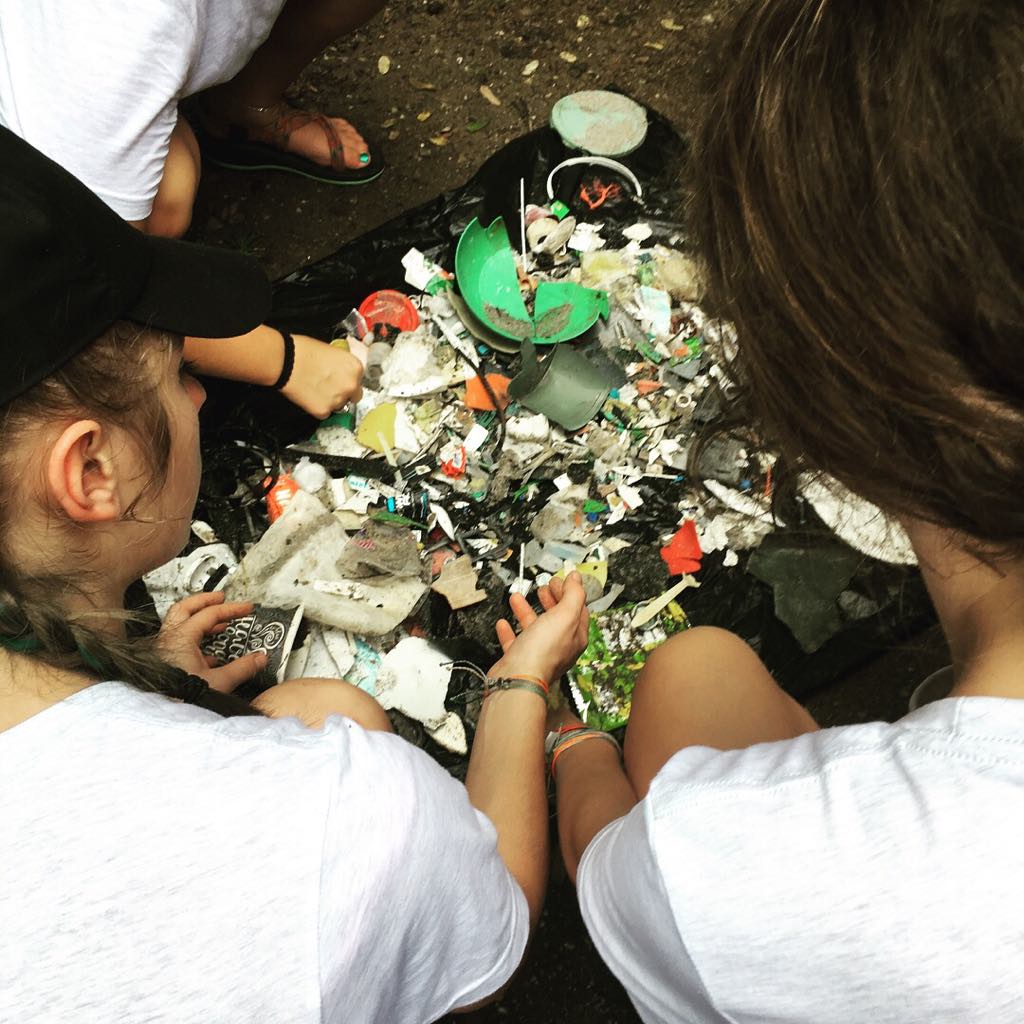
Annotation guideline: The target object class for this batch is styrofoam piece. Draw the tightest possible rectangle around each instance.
[375,637,452,730]
[427,711,468,755]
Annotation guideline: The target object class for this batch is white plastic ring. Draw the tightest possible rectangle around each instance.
[545,157,643,201]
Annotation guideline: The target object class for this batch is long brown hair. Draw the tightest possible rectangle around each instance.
[691,0,1024,553]
[0,322,259,717]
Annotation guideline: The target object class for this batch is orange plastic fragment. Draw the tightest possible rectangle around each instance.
[635,379,663,396]
[464,373,511,411]
[660,520,703,576]
[264,474,300,523]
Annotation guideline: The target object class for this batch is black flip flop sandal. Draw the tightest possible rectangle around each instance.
[196,108,385,186]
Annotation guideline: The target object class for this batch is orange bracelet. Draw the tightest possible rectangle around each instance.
[549,729,622,778]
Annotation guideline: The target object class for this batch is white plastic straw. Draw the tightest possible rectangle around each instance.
[519,177,529,273]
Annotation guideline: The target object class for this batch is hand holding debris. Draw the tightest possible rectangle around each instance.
[491,572,589,686]
[157,592,267,693]
[280,334,364,420]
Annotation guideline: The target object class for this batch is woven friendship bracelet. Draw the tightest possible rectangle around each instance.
[443,661,550,704]
[544,722,590,756]
[482,674,550,702]
[548,727,622,778]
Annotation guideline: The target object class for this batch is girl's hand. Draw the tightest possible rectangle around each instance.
[490,572,590,687]
[157,592,267,693]
[280,334,364,420]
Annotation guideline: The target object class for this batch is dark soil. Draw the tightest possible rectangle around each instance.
[190,0,737,277]
[186,2,950,1020]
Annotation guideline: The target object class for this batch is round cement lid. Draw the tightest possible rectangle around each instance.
[550,91,649,157]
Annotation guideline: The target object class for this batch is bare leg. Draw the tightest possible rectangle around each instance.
[624,626,818,797]
[204,0,387,169]
[129,115,201,238]
[253,677,393,732]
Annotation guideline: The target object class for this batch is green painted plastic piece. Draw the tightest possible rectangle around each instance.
[636,340,664,364]
[321,411,356,430]
[370,510,428,529]
[455,217,610,345]
[550,200,571,220]
[570,603,688,730]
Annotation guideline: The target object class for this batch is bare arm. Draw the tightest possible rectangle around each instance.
[184,324,283,387]
[464,688,549,929]
[454,573,589,1011]
[184,327,365,419]
[128,114,200,239]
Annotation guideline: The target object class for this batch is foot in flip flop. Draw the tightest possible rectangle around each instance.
[197,100,384,186]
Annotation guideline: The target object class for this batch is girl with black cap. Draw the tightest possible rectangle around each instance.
[0,127,587,1023]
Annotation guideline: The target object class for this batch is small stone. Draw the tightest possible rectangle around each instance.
[377,55,391,74]
[576,14,591,28]
[661,17,685,31]
[479,84,502,106]
[417,111,432,121]
[522,59,539,77]
[560,51,578,63]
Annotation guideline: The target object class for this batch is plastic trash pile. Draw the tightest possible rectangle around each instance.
[147,199,768,750]
[144,92,921,763]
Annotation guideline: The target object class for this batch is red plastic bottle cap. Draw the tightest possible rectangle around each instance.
[357,290,420,337]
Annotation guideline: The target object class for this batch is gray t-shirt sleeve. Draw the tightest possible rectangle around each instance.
[578,801,727,1024]
[317,721,529,1023]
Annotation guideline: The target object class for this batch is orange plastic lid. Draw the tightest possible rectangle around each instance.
[357,290,420,336]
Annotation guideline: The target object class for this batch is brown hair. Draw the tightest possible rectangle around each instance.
[0,322,259,717]
[691,0,1024,552]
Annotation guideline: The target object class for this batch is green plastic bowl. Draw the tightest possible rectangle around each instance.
[454,217,609,345]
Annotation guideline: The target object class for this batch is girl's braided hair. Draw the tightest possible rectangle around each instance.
[0,321,259,717]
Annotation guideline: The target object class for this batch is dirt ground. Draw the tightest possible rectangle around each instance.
[190,0,736,275]
[187,2,949,1020]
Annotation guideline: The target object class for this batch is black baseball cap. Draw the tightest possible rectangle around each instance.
[0,125,272,406]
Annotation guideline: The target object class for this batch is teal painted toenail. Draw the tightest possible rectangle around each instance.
[359,152,370,164]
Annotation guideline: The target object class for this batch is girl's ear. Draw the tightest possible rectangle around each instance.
[46,420,122,523]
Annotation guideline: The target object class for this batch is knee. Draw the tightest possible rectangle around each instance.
[633,627,760,704]
[253,678,393,732]
[146,199,193,239]
[640,626,752,678]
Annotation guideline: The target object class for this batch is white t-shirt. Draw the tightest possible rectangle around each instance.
[0,0,285,219]
[0,682,528,1023]
[578,696,1024,1023]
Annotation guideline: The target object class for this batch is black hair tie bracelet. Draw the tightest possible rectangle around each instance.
[272,330,296,391]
